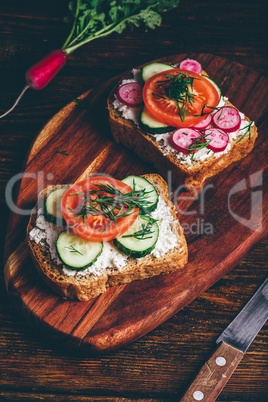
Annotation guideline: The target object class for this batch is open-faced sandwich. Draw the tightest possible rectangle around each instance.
[27,174,188,301]
[107,58,258,188]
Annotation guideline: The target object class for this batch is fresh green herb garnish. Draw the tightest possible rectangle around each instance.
[187,133,212,161]
[236,121,253,143]
[57,151,69,156]
[192,103,220,117]
[153,72,197,122]
[62,1,181,55]
[216,107,224,121]
[122,220,155,240]
[68,183,153,232]
[74,98,92,109]
[64,245,83,255]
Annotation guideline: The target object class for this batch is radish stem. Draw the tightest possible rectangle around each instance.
[0,1,181,118]
[61,0,81,50]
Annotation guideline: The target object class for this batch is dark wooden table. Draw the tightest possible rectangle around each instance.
[0,1,267,401]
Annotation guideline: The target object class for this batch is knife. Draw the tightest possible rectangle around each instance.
[181,277,268,402]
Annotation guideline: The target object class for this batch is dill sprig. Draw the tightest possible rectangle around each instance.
[153,72,197,122]
[64,245,83,255]
[236,121,253,143]
[68,183,153,232]
[192,103,221,117]
[122,220,155,240]
[74,98,92,110]
[187,133,212,161]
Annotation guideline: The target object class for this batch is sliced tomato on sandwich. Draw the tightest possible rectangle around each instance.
[143,68,219,128]
[61,176,139,242]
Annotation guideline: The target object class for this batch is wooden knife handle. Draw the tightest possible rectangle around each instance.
[180,341,244,402]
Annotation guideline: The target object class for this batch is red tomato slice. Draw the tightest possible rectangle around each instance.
[143,68,219,128]
[61,176,139,242]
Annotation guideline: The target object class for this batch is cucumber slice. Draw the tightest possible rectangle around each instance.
[56,231,103,271]
[44,187,68,225]
[201,75,221,100]
[114,215,159,258]
[139,106,175,134]
[142,62,175,82]
[122,175,158,213]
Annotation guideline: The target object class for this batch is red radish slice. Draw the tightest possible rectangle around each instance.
[179,59,202,74]
[193,114,212,130]
[204,128,229,152]
[172,128,202,154]
[117,82,143,107]
[212,106,241,133]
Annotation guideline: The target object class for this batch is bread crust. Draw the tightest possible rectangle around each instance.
[107,66,258,188]
[27,175,188,301]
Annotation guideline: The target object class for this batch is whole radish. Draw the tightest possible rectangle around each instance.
[0,0,180,119]
[0,50,67,119]
[25,50,67,90]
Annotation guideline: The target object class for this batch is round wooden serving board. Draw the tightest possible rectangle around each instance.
[4,54,268,352]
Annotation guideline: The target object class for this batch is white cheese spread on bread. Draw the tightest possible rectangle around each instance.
[29,196,179,277]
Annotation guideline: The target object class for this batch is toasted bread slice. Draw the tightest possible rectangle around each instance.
[26,174,188,301]
[107,65,258,188]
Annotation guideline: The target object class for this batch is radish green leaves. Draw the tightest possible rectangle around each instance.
[62,0,180,54]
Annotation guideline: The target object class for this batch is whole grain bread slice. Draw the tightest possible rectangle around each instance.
[107,65,258,188]
[26,174,188,301]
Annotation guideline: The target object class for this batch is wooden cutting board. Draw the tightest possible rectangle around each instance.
[4,54,268,352]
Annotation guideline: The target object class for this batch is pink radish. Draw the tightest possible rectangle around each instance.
[0,49,67,119]
[204,128,229,152]
[179,59,202,74]
[25,49,67,90]
[117,82,143,107]
[212,106,241,133]
[172,128,202,154]
[193,114,212,130]
[1,3,181,119]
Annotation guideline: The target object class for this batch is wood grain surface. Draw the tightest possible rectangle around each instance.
[0,1,267,401]
[3,53,268,354]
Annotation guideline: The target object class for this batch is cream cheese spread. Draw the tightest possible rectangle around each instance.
[29,195,179,277]
[112,68,143,124]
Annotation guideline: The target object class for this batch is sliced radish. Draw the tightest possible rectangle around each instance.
[179,59,202,74]
[117,82,143,107]
[212,106,241,133]
[193,114,212,130]
[172,128,202,154]
[204,128,229,152]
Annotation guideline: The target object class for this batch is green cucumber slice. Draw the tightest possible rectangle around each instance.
[122,175,158,213]
[142,62,175,82]
[139,106,175,134]
[44,187,68,225]
[114,215,159,258]
[201,75,221,100]
[56,231,103,271]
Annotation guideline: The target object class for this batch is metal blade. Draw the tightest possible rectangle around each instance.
[216,277,268,353]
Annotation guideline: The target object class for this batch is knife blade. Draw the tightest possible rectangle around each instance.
[181,277,268,402]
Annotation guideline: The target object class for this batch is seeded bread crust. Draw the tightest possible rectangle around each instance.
[26,174,188,301]
[107,67,258,188]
